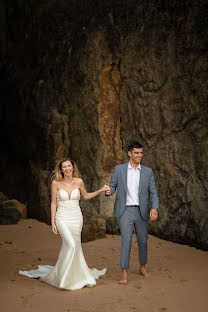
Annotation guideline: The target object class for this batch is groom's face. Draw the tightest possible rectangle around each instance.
[128,148,143,165]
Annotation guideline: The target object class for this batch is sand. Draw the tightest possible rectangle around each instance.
[0,219,208,312]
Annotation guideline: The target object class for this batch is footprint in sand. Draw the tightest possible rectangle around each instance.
[97,280,105,285]
[153,307,167,312]
[155,288,166,296]
[177,279,188,288]
[18,294,34,307]
[158,267,173,276]
[132,282,142,289]
[155,243,162,249]
[16,251,25,255]
[164,255,174,260]
[179,279,188,283]
[116,298,124,303]
[129,306,140,311]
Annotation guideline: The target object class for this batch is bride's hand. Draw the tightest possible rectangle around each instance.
[52,223,59,235]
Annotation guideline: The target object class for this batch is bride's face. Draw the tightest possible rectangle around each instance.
[61,160,74,177]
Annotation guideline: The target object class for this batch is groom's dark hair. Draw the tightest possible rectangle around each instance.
[128,141,143,151]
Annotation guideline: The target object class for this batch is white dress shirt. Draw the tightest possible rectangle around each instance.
[126,162,141,206]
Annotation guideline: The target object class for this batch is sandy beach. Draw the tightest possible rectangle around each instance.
[0,219,208,312]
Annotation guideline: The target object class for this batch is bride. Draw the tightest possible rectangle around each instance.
[19,158,107,290]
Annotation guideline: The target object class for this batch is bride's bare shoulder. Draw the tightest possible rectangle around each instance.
[74,177,84,186]
[51,179,60,187]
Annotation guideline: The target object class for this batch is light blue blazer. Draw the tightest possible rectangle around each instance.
[109,163,159,220]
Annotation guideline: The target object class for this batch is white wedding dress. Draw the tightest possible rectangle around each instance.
[19,188,107,290]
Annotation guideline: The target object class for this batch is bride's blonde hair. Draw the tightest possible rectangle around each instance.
[51,158,78,181]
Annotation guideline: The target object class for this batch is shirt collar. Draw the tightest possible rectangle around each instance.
[128,162,141,170]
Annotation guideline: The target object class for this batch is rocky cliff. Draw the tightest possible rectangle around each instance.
[0,0,207,248]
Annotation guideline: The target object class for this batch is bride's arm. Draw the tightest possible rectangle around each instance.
[51,180,59,234]
[79,179,107,200]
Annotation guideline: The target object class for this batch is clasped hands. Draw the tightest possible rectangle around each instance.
[101,184,111,195]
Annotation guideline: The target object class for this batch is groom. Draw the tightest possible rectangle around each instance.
[105,141,159,283]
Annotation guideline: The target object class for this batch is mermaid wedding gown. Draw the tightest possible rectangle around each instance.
[19,188,107,290]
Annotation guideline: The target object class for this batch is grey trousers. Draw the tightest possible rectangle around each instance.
[119,206,148,269]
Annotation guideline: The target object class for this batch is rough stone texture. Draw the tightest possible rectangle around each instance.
[0,192,8,203]
[0,201,21,224]
[0,0,207,248]
[106,216,120,235]
[3,199,27,219]
[81,215,106,243]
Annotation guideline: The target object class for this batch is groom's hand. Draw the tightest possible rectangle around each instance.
[149,208,158,222]
[105,185,111,196]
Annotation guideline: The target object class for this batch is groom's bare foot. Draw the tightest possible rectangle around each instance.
[139,265,150,278]
[119,268,128,285]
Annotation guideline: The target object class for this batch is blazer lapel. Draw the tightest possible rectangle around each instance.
[123,163,128,193]
[139,165,144,195]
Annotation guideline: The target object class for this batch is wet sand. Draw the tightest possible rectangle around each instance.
[0,219,208,312]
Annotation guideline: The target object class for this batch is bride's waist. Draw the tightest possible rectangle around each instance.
[57,200,80,209]
[56,202,82,220]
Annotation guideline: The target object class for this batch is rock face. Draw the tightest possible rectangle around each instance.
[0,200,21,224]
[106,216,120,235]
[7,200,27,219]
[0,0,207,248]
[0,199,26,224]
[0,192,8,203]
[81,215,106,243]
